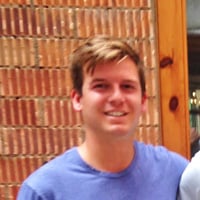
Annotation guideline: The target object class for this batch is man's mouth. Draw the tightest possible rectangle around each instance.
[105,111,127,117]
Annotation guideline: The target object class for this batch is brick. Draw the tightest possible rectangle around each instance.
[123,0,133,7]
[17,69,26,96]
[21,7,29,35]
[35,128,47,155]
[42,69,51,95]
[38,39,74,67]
[141,10,150,38]
[3,128,14,155]
[29,100,38,125]
[0,128,82,155]
[20,100,28,124]
[91,9,102,34]
[24,99,37,125]
[29,8,37,35]
[52,100,62,125]
[28,129,39,155]
[0,2,159,200]
[132,0,140,7]
[67,128,83,147]
[37,38,73,67]
[117,10,127,37]
[58,68,71,96]
[51,8,62,36]
[21,38,36,66]
[12,7,19,35]
[60,0,76,6]
[0,8,3,34]
[48,39,58,67]
[0,101,2,125]
[5,8,12,35]
[60,99,70,125]
[37,39,48,67]
[45,128,54,154]
[1,99,12,125]
[136,126,160,145]
[146,69,158,97]
[142,39,152,69]
[10,69,19,95]
[0,157,9,183]
[62,39,79,67]
[35,7,45,36]
[0,99,38,126]
[0,184,7,200]
[33,69,43,96]
[2,128,24,155]
[3,38,14,66]
[148,97,159,125]
[68,99,82,126]
[140,0,151,7]
[43,99,80,126]
[0,69,9,96]
[0,156,49,183]
[26,69,35,96]
[76,9,88,38]
[61,8,74,37]
[7,185,20,200]
[52,128,66,154]
[30,7,75,37]
[43,99,53,126]
[0,38,35,67]
[44,8,53,36]
[0,69,35,97]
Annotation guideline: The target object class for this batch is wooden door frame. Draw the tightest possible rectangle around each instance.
[156,0,190,158]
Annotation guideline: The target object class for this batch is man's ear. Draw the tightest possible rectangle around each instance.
[141,93,147,113]
[71,89,82,111]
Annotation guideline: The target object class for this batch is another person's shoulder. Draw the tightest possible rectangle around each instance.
[180,150,200,182]
[191,150,200,163]
[178,151,200,200]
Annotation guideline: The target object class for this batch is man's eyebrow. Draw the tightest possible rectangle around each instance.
[90,79,139,84]
[90,78,107,83]
[121,79,139,83]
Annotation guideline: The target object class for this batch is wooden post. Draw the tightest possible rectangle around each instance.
[156,0,190,158]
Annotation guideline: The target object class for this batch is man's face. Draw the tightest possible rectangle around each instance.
[71,56,146,141]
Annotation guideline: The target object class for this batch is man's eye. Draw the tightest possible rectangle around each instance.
[94,84,108,89]
[122,84,134,89]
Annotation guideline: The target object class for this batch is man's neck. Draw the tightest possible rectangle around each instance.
[78,138,135,173]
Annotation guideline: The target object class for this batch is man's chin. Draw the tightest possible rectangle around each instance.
[107,126,133,138]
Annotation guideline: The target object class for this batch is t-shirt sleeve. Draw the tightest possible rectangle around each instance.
[171,151,189,172]
[17,182,44,200]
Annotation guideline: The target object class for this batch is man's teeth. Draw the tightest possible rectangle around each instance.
[106,112,125,116]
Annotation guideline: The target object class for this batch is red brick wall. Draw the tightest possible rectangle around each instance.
[0,1,159,199]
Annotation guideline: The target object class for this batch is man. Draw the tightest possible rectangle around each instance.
[17,35,188,200]
[178,150,200,200]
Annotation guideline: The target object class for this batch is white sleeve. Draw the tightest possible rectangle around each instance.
[178,151,200,200]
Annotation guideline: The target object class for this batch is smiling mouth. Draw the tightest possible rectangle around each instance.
[105,111,127,117]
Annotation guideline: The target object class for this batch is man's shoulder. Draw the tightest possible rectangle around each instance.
[135,141,189,167]
[23,147,78,185]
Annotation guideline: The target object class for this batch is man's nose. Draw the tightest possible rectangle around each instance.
[108,87,125,105]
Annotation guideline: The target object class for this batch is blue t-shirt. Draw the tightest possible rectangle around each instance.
[17,142,188,200]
